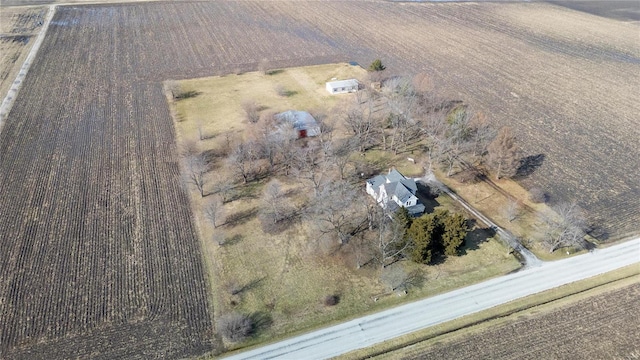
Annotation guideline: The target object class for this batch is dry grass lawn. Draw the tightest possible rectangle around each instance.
[433,168,587,261]
[173,63,366,142]
[169,64,521,351]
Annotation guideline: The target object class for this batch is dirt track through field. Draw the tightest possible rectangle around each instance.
[0,1,637,358]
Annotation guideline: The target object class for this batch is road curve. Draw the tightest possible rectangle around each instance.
[224,237,639,360]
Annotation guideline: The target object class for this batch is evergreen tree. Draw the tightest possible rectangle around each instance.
[430,209,449,253]
[369,59,386,72]
[404,209,468,264]
[442,213,467,255]
[406,214,439,264]
[393,207,413,230]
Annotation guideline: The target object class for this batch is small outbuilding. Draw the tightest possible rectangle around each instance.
[275,110,320,138]
[326,79,359,94]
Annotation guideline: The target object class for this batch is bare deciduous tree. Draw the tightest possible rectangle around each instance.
[166,80,181,100]
[375,211,412,268]
[529,187,547,203]
[204,195,224,228]
[380,264,422,293]
[259,179,293,228]
[345,233,375,269]
[344,90,378,152]
[242,100,261,124]
[541,202,588,253]
[384,76,420,155]
[179,138,199,158]
[257,58,274,74]
[487,126,520,179]
[249,112,282,173]
[504,199,521,222]
[228,142,258,184]
[185,153,208,197]
[308,180,364,244]
[213,229,226,246]
[292,144,328,197]
[326,139,355,180]
[212,173,234,203]
[469,111,496,160]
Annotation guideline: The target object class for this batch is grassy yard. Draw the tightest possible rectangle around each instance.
[432,168,585,261]
[172,62,366,142]
[167,63,521,353]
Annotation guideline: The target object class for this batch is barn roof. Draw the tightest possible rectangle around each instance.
[275,110,320,136]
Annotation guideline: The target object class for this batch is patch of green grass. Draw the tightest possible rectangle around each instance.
[282,90,298,97]
[265,69,284,76]
[174,90,200,100]
[361,150,423,177]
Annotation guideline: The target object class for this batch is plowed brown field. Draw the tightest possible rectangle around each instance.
[0,1,637,358]
[400,282,640,359]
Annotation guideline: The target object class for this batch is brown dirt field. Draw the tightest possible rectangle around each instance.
[398,282,640,360]
[0,6,46,103]
[0,0,158,6]
[0,1,637,358]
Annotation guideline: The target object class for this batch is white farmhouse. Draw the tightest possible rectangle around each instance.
[325,79,359,94]
[366,169,425,216]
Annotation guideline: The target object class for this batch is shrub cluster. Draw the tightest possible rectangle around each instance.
[217,313,254,343]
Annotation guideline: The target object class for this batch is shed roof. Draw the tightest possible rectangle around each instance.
[326,79,359,88]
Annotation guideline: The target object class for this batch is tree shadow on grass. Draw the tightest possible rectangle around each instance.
[243,277,266,292]
[221,234,244,246]
[250,311,273,337]
[516,154,545,178]
[587,224,610,242]
[259,213,300,235]
[174,90,201,100]
[459,220,495,255]
[225,208,258,227]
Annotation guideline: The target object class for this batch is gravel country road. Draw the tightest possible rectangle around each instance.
[224,238,639,360]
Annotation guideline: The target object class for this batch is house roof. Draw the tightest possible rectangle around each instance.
[386,169,405,183]
[391,182,414,203]
[406,203,425,216]
[367,168,424,216]
[366,175,386,189]
[399,178,417,193]
[386,169,417,193]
